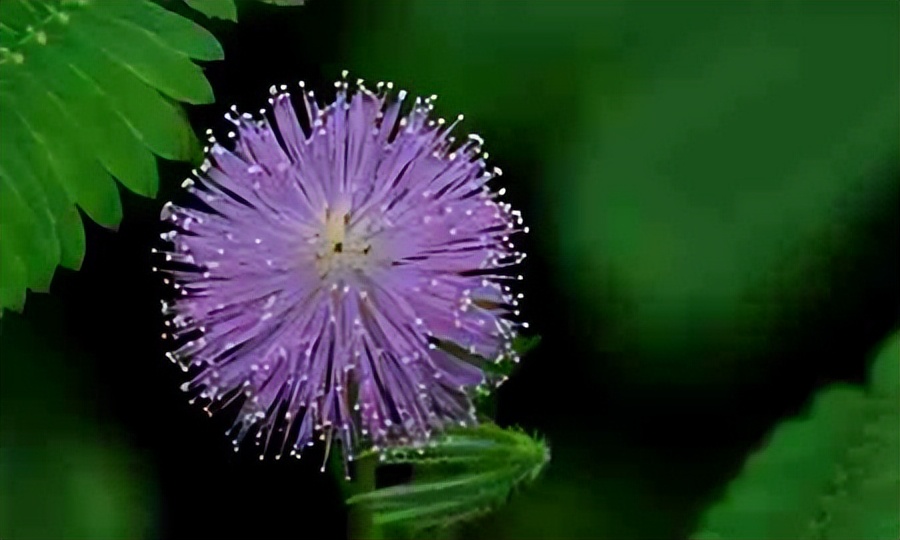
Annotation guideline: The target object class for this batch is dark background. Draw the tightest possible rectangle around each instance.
[1,1,898,538]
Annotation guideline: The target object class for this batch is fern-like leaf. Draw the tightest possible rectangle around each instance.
[694,332,900,540]
[348,423,550,535]
[0,0,220,311]
[183,0,305,22]
[0,0,293,313]
[183,0,237,22]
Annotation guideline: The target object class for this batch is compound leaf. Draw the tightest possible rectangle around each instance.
[183,0,305,22]
[184,0,237,22]
[0,0,302,313]
[0,0,215,311]
[349,423,550,535]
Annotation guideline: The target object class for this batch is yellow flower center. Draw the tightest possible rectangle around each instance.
[315,209,372,278]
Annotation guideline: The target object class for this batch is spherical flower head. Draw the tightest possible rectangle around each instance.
[156,76,528,468]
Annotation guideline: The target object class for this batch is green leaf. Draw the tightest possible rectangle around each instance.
[0,68,123,229]
[431,334,540,417]
[512,334,541,357]
[255,0,306,5]
[0,0,304,313]
[0,221,28,311]
[695,331,900,540]
[60,19,199,163]
[184,0,238,22]
[348,423,550,534]
[0,87,85,272]
[439,334,541,380]
[67,6,215,105]
[0,0,43,38]
[0,77,123,230]
[182,0,306,22]
[0,0,219,312]
[0,167,58,292]
[102,1,224,61]
[22,28,160,195]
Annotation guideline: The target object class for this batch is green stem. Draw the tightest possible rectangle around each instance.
[331,451,381,540]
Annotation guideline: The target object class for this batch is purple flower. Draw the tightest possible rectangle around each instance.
[156,76,527,467]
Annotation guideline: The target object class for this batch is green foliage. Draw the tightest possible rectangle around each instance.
[345,0,625,156]
[548,1,899,388]
[0,435,154,540]
[0,0,306,314]
[348,423,550,536]
[430,334,540,421]
[438,334,541,381]
[346,338,546,537]
[695,332,900,540]
[0,310,156,540]
[348,0,899,392]
[0,0,217,312]
[183,0,305,22]
[184,0,237,21]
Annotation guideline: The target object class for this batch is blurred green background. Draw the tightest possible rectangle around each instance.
[1,0,897,538]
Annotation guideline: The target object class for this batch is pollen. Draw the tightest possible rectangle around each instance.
[315,208,375,278]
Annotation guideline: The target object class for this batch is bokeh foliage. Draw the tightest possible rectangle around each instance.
[345,0,898,538]
[0,310,156,539]
[696,332,900,540]
[345,0,898,388]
